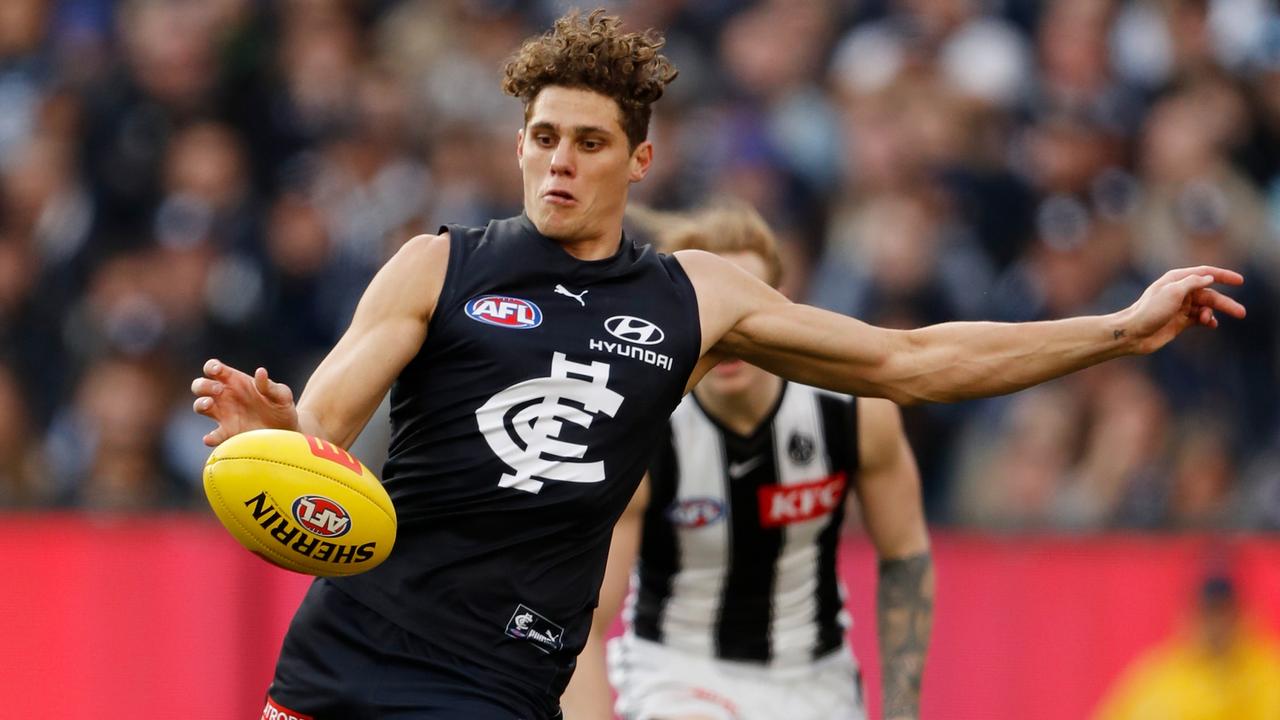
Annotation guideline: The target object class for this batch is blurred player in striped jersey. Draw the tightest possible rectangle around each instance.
[562,203,933,720]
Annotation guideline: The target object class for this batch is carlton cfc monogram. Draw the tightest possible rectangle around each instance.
[475,353,624,494]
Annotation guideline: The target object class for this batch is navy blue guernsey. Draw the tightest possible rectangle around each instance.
[330,214,700,716]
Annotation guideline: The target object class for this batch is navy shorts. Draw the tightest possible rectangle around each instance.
[266,579,562,720]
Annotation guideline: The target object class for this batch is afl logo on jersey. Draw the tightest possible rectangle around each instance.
[466,295,543,329]
[605,315,665,345]
[291,495,353,538]
[667,497,725,528]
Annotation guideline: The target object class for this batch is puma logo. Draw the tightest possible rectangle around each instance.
[555,284,588,307]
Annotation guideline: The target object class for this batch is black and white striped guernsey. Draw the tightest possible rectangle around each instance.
[630,382,860,668]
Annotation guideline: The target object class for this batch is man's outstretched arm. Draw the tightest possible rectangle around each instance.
[677,251,1245,404]
[192,233,449,448]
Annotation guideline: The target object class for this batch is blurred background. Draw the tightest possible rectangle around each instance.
[1,0,1278,718]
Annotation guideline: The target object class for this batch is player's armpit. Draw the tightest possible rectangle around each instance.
[296,232,450,448]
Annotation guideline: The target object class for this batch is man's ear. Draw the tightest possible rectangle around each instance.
[629,140,653,183]
[516,128,525,169]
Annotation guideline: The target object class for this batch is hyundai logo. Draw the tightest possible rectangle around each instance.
[604,315,665,345]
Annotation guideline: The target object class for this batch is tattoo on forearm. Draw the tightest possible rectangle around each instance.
[878,552,934,720]
[1114,329,1126,340]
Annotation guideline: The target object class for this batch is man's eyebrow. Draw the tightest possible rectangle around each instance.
[528,121,614,137]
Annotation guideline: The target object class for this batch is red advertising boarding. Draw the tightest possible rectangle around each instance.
[3,515,1278,720]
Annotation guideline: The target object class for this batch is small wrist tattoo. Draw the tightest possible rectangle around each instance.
[1113,329,1127,340]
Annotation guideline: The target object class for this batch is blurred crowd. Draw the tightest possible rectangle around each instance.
[1,0,1278,529]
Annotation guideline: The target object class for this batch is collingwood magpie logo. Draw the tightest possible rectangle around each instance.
[788,432,816,464]
[476,353,624,494]
[591,315,673,370]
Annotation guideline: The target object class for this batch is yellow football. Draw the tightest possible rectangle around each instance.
[203,428,397,577]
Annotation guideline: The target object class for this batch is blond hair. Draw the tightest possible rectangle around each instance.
[629,201,783,287]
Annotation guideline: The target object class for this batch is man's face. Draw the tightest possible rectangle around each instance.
[517,86,651,243]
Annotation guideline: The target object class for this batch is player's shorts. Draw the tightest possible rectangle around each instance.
[266,579,562,720]
[608,633,865,720]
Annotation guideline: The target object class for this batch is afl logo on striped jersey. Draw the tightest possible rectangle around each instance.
[667,497,725,528]
[466,295,543,329]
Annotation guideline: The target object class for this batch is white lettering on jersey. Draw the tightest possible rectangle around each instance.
[476,352,624,494]
[588,338,673,370]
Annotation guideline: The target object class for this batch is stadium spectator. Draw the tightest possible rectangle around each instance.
[950,362,1172,529]
[46,355,178,509]
[1093,574,1280,720]
[0,362,46,507]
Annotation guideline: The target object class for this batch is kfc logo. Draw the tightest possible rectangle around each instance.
[758,472,847,527]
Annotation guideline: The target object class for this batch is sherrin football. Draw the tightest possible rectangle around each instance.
[203,429,397,577]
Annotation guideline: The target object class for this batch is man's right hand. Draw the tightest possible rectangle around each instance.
[191,358,300,447]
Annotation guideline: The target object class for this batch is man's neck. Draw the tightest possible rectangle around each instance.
[693,374,784,437]
[527,213,625,261]
[557,233,621,261]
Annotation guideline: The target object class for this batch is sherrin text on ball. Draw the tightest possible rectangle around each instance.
[203,429,397,576]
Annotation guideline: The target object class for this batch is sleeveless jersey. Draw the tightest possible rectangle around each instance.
[630,382,860,668]
[331,215,701,716]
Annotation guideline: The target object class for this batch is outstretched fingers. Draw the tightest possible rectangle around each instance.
[1190,287,1246,320]
[1197,306,1217,328]
[253,367,294,405]
[192,371,224,423]
[203,357,227,379]
[194,358,243,446]
[192,359,297,447]
[191,376,223,399]
[202,425,230,447]
[1164,265,1244,287]
[193,395,215,416]
[193,373,227,445]
[193,359,236,418]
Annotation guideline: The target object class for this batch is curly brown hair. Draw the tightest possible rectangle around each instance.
[501,9,678,149]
